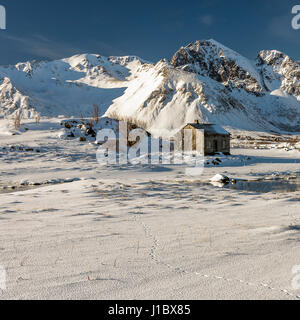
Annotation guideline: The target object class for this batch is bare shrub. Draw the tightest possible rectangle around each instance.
[12,112,22,130]
[87,120,94,129]
[80,113,85,124]
[92,104,100,124]
[35,113,41,124]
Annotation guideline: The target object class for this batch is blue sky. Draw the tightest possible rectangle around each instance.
[0,0,299,64]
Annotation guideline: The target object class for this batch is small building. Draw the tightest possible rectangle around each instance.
[96,117,151,150]
[175,121,231,155]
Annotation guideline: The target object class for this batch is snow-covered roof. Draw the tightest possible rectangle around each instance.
[184,123,230,135]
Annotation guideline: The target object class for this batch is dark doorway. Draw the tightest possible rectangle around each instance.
[213,140,218,152]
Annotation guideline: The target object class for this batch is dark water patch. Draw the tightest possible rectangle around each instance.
[223,177,300,194]
[286,225,300,231]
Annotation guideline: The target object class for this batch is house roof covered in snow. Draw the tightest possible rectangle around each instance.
[183,122,230,135]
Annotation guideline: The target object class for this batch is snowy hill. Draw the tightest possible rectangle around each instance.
[107,40,300,135]
[0,40,299,135]
[0,54,147,119]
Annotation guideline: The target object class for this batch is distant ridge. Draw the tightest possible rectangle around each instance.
[0,40,299,135]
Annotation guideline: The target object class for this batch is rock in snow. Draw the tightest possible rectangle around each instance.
[210,174,230,183]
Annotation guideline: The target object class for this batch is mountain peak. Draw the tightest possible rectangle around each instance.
[256,49,300,97]
[0,41,299,133]
[170,39,264,95]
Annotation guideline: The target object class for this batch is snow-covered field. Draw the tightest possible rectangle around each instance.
[0,119,300,300]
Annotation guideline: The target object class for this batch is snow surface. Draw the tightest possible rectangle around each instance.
[0,39,300,300]
[0,119,300,300]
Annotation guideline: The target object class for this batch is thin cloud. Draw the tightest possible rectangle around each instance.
[0,33,81,60]
[0,33,124,61]
[198,14,214,27]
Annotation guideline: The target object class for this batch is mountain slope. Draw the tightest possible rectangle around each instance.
[170,39,265,96]
[257,50,300,97]
[0,40,299,135]
[105,60,269,136]
[0,54,147,118]
[106,40,300,135]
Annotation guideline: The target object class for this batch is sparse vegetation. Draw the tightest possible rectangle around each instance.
[12,112,22,130]
[35,113,41,124]
[86,119,94,130]
[92,104,100,124]
[80,113,85,125]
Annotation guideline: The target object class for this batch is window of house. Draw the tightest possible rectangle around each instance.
[223,140,229,149]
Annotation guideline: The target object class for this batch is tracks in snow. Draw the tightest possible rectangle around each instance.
[134,216,300,300]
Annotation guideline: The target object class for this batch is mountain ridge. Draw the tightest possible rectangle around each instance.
[0,39,299,135]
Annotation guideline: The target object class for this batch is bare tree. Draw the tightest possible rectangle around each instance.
[92,104,100,124]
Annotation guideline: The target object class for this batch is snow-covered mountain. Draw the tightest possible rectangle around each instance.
[107,40,300,135]
[0,54,146,119]
[170,39,265,95]
[0,40,300,136]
